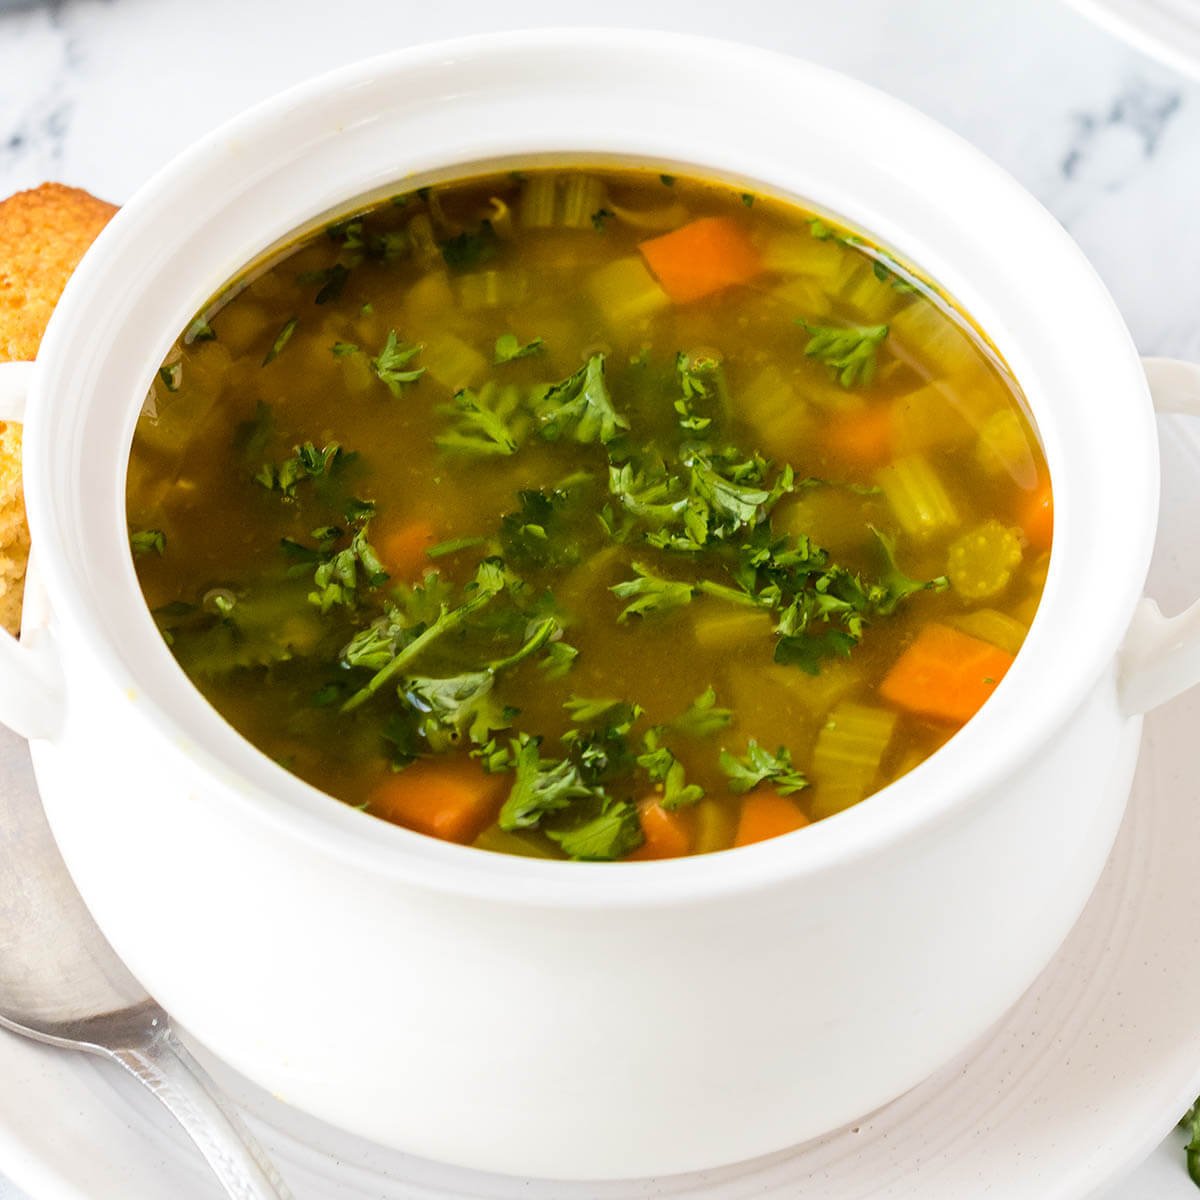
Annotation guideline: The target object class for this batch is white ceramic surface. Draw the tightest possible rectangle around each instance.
[1067,0,1200,82]
[4,407,1200,1200]
[0,29,1195,1180]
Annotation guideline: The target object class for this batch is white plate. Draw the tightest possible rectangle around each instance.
[1065,0,1200,81]
[4,414,1200,1199]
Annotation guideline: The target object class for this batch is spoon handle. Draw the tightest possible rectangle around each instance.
[112,1027,293,1199]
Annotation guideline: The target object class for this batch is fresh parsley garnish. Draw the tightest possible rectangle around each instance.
[799,321,889,389]
[370,330,425,395]
[670,687,733,738]
[130,529,166,557]
[532,354,629,446]
[719,740,808,795]
[439,220,499,271]
[255,441,348,497]
[494,333,545,364]
[546,797,644,861]
[611,562,694,621]
[262,316,298,366]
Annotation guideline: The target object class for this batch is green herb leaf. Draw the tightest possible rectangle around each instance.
[158,364,181,392]
[436,384,527,457]
[370,330,425,396]
[493,333,545,364]
[799,321,889,389]
[546,797,644,861]
[870,526,948,614]
[262,316,298,366]
[499,735,594,830]
[255,441,347,497]
[331,341,359,357]
[610,562,694,621]
[532,354,629,446]
[315,263,351,305]
[670,687,733,737]
[539,641,579,680]
[637,729,704,810]
[590,208,615,231]
[440,220,499,272]
[130,529,166,557]
[426,535,488,560]
[718,740,808,795]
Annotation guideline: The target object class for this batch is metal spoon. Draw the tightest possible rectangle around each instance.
[0,725,292,1198]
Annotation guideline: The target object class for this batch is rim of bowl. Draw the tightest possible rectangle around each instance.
[25,28,1157,907]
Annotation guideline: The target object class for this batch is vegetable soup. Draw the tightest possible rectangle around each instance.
[126,166,1051,861]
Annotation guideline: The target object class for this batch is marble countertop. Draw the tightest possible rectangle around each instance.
[0,0,1197,1195]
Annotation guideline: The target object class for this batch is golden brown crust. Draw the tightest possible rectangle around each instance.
[0,183,117,633]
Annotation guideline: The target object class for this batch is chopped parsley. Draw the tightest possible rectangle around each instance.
[130,529,166,557]
[262,316,298,366]
[494,333,545,364]
[799,321,889,389]
[255,441,348,497]
[719,741,808,795]
[370,330,425,395]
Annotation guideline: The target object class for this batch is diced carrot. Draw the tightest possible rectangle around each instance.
[824,404,894,466]
[638,217,761,303]
[368,759,505,844]
[1021,481,1053,551]
[376,518,437,581]
[628,798,692,861]
[879,623,1015,725]
[734,791,810,847]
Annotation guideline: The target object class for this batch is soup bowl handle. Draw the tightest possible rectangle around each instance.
[0,361,64,742]
[1120,357,1200,715]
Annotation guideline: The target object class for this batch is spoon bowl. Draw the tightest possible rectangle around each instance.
[0,721,291,1199]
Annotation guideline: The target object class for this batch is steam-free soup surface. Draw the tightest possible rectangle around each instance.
[127,167,1051,861]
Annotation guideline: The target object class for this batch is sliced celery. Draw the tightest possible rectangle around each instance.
[455,270,531,312]
[406,211,441,270]
[950,608,1027,656]
[777,661,865,721]
[890,382,975,454]
[775,489,882,558]
[737,363,812,459]
[420,332,487,392]
[587,256,671,329]
[975,408,1037,488]
[403,270,455,324]
[520,174,559,228]
[337,348,375,395]
[473,824,560,859]
[810,701,897,820]
[767,276,834,320]
[559,175,607,229]
[758,230,845,277]
[692,605,773,651]
[890,300,982,380]
[840,261,903,324]
[693,798,738,854]
[947,520,1023,600]
[876,454,960,539]
[608,199,688,231]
